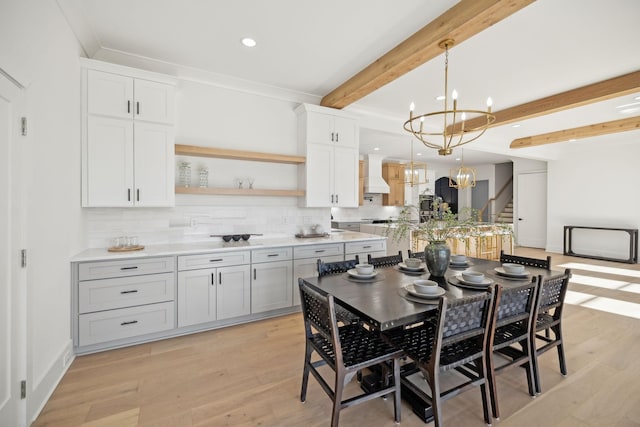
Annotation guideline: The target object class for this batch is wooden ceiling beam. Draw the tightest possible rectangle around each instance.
[510,116,640,149]
[320,0,535,110]
[461,69,640,131]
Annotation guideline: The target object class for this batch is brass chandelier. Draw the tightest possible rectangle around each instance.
[449,148,476,189]
[404,139,428,187]
[404,39,495,156]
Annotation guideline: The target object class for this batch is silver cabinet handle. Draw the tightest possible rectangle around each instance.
[136,189,140,202]
[267,254,279,257]
[363,245,372,249]
[127,100,130,113]
[315,250,325,253]
[219,272,222,284]
[121,320,138,326]
[120,289,138,294]
[127,188,131,202]
[331,132,334,142]
[120,266,138,270]
[136,101,140,115]
[209,259,223,262]
[211,273,214,285]
[253,269,256,280]
[336,132,339,142]
[336,194,339,204]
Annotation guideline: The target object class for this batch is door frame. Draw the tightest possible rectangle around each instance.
[0,70,27,427]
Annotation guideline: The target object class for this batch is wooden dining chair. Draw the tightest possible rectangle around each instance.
[368,251,403,268]
[500,250,551,270]
[531,268,572,394]
[486,279,538,419]
[316,257,361,325]
[385,288,497,427]
[298,280,404,427]
[407,249,425,261]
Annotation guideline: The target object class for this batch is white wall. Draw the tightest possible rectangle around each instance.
[0,0,85,422]
[546,143,640,258]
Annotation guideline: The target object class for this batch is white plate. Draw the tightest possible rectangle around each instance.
[494,267,529,278]
[399,263,425,272]
[456,274,493,286]
[347,268,378,279]
[404,284,445,298]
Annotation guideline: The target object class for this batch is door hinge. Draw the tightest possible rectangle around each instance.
[21,117,27,136]
[21,380,26,399]
[21,249,27,268]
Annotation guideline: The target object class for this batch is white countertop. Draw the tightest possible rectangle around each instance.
[71,231,386,262]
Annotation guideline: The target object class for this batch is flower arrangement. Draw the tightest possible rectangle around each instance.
[387,199,513,245]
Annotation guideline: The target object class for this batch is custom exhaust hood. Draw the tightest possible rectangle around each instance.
[364,154,391,194]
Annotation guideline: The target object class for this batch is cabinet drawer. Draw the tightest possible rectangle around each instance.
[79,256,175,281]
[294,243,344,260]
[79,272,175,314]
[178,251,250,271]
[252,247,293,263]
[78,301,175,346]
[345,240,386,255]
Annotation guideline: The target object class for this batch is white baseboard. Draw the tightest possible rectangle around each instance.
[28,339,75,424]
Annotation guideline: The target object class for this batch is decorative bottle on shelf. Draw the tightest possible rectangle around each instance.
[199,168,209,188]
[179,162,191,187]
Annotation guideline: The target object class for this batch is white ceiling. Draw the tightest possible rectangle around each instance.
[59,0,640,168]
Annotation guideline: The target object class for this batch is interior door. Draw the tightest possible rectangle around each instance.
[472,180,489,221]
[517,172,547,248]
[0,72,27,427]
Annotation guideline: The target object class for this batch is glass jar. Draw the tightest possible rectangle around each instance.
[199,168,209,188]
[179,162,191,187]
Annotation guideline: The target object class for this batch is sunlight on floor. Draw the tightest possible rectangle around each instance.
[558,262,640,278]
[570,274,640,294]
[565,290,640,320]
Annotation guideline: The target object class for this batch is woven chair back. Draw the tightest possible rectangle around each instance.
[537,268,571,315]
[317,256,360,277]
[299,281,337,345]
[368,251,403,268]
[495,278,538,325]
[407,249,426,261]
[500,250,551,270]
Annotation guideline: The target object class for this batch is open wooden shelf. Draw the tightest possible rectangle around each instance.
[175,144,305,164]
[175,186,305,197]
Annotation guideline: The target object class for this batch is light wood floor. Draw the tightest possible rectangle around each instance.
[33,249,640,427]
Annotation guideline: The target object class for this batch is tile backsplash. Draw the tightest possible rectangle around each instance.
[85,202,330,248]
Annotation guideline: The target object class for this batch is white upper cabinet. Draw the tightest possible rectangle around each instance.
[81,60,176,207]
[296,103,359,207]
[87,70,174,124]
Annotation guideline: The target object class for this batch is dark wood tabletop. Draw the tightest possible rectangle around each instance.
[300,257,563,331]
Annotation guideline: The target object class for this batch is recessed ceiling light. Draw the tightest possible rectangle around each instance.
[569,139,577,142]
[616,101,640,114]
[511,124,521,128]
[635,96,640,101]
[241,38,257,47]
[373,147,380,151]
[416,152,422,156]
[455,157,461,161]
[435,95,446,101]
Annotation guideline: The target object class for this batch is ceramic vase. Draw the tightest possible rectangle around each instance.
[424,240,450,277]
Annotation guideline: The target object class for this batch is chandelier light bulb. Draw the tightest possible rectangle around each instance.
[452,90,458,100]
[461,112,466,121]
[486,97,493,107]
[409,102,415,112]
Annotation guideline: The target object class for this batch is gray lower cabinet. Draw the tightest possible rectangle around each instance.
[345,239,387,262]
[177,251,251,327]
[76,256,176,348]
[251,247,293,313]
[292,243,344,305]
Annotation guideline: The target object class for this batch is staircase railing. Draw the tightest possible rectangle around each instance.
[479,176,513,223]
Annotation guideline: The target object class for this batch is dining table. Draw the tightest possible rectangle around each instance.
[299,256,565,422]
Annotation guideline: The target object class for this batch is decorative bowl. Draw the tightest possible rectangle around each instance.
[355,264,374,275]
[461,271,485,283]
[451,254,467,263]
[413,279,440,294]
[404,258,422,268]
[502,263,525,274]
